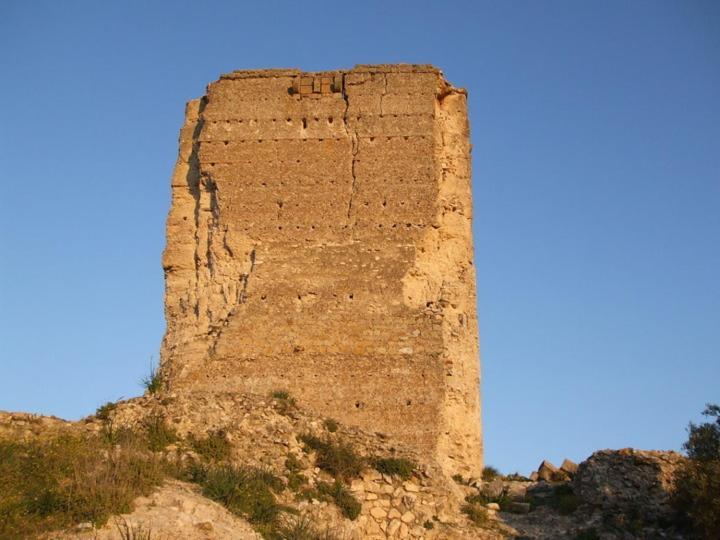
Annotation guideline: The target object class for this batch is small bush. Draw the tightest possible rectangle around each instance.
[304,480,362,520]
[452,473,465,484]
[141,362,162,394]
[324,419,339,433]
[423,520,434,530]
[299,435,364,480]
[96,401,118,422]
[192,463,286,525]
[466,491,510,508]
[672,403,720,539]
[271,390,297,416]
[190,430,232,462]
[144,414,178,451]
[373,457,416,480]
[269,515,340,540]
[287,473,307,492]
[285,453,302,473]
[462,503,490,526]
[482,466,501,481]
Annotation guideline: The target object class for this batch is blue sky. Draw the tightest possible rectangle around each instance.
[0,1,718,474]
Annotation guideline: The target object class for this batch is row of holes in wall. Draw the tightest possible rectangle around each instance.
[211,177,432,187]
[243,223,431,232]
[206,112,434,126]
[199,135,429,145]
[209,91,432,101]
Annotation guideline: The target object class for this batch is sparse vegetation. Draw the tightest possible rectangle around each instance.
[189,429,232,461]
[187,463,287,526]
[115,518,154,540]
[504,472,528,482]
[482,465,501,481]
[299,434,364,480]
[672,403,720,539]
[143,414,178,451]
[96,401,118,422]
[323,418,339,433]
[462,502,490,526]
[0,433,170,538]
[271,390,291,400]
[465,491,510,509]
[373,457,416,480]
[268,515,340,540]
[285,453,302,473]
[452,473,465,484]
[141,362,162,394]
[271,390,298,415]
[299,481,361,521]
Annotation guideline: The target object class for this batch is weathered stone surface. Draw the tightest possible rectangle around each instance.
[573,448,686,521]
[560,458,578,476]
[480,478,504,499]
[506,502,531,514]
[159,64,482,478]
[537,460,561,482]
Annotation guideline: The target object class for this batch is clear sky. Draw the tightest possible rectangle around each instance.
[1,1,718,474]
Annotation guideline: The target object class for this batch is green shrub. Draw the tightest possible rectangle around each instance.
[299,435,364,480]
[268,515,340,540]
[285,453,302,473]
[452,473,465,484]
[192,463,286,525]
[271,390,290,400]
[323,419,339,433]
[190,430,232,462]
[287,473,307,492]
[96,401,118,422]
[672,403,720,539]
[143,415,178,451]
[462,503,490,526]
[296,481,360,521]
[141,363,162,394]
[271,391,298,416]
[481,466,501,481]
[373,457,416,480]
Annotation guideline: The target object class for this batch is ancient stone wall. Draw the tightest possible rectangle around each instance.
[160,65,482,477]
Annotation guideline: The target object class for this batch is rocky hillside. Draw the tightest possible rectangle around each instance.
[0,394,690,539]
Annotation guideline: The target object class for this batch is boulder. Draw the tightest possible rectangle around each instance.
[573,448,686,522]
[537,460,560,482]
[480,477,504,500]
[560,458,578,476]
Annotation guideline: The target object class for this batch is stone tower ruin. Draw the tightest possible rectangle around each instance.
[161,64,482,477]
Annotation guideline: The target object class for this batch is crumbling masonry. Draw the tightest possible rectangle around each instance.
[160,65,482,477]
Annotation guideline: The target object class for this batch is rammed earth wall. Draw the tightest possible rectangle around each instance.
[160,65,482,477]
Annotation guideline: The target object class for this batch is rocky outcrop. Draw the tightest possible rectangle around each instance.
[574,448,686,522]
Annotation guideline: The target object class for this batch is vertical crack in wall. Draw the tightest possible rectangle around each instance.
[342,75,359,225]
